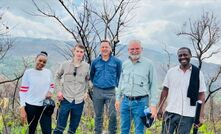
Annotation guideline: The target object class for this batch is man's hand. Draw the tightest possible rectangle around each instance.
[157,108,163,120]
[20,106,27,125]
[83,92,88,101]
[57,91,64,101]
[150,106,157,119]
[115,100,120,112]
[194,115,205,128]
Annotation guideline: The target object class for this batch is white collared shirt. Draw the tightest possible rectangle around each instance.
[163,65,206,117]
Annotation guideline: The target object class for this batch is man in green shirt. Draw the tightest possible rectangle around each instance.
[115,40,159,134]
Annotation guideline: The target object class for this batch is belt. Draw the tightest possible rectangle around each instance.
[125,95,148,100]
[94,86,115,90]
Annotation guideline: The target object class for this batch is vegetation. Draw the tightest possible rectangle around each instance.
[0,109,221,134]
[1,1,221,134]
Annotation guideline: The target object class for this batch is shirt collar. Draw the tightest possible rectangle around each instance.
[177,64,192,72]
[99,54,112,61]
[128,56,142,63]
[71,60,83,67]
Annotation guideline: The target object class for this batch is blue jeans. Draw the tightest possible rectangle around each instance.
[54,99,84,134]
[161,111,194,134]
[92,87,117,134]
[120,96,148,134]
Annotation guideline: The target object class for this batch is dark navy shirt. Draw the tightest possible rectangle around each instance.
[90,55,122,89]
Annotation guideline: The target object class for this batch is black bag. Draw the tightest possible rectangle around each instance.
[140,112,154,128]
[43,98,55,116]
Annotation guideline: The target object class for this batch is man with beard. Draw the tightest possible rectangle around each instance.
[158,47,206,134]
[90,40,122,134]
[115,40,159,134]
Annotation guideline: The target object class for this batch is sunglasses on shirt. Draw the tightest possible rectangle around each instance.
[73,67,77,77]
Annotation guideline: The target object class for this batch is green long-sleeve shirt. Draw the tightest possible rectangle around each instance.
[116,57,159,106]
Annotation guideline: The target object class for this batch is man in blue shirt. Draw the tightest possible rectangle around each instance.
[90,40,122,134]
[115,40,159,134]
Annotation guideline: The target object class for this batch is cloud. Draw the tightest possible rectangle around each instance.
[3,11,72,40]
[1,0,220,64]
[129,20,170,41]
[204,54,221,64]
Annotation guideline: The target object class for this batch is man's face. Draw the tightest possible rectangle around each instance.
[100,42,112,57]
[35,55,47,70]
[177,49,191,67]
[73,46,84,61]
[128,43,143,60]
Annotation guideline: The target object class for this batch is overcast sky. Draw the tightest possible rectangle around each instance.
[1,0,221,64]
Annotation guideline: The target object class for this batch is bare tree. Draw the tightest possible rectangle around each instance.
[0,10,12,61]
[205,66,221,102]
[160,42,172,73]
[177,11,221,102]
[0,10,24,85]
[31,0,139,64]
[0,9,27,109]
[177,12,221,69]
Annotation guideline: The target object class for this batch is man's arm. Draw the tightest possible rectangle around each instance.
[197,71,206,125]
[115,66,123,112]
[90,61,95,82]
[148,63,159,118]
[198,92,205,123]
[157,86,168,118]
[116,60,122,87]
[55,63,64,100]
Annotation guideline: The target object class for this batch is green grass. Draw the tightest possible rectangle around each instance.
[1,113,221,134]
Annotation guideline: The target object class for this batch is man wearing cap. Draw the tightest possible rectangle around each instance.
[115,40,159,134]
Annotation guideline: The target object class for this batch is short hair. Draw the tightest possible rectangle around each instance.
[128,40,142,47]
[74,43,85,51]
[177,47,192,56]
[36,51,48,58]
[100,39,111,46]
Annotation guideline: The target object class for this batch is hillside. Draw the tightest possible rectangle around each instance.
[1,37,221,88]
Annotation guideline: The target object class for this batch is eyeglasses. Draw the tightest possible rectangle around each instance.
[178,54,188,57]
[73,67,77,77]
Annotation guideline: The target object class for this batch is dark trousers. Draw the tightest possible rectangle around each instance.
[92,87,117,134]
[161,111,194,134]
[25,103,52,134]
[54,99,84,134]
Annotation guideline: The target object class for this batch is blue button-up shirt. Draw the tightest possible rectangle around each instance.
[116,57,159,106]
[90,55,122,89]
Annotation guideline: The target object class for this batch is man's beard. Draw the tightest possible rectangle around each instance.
[129,54,140,60]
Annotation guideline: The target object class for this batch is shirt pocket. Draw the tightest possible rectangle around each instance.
[107,63,117,72]
[64,73,75,82]
[76,73,86,84]
[95,64,104,71]
[133,73,148,87]
[122,72,130,83]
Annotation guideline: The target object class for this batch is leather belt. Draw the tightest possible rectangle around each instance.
[125,95,148,100]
